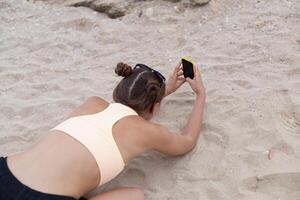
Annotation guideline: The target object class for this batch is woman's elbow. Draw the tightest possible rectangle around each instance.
[172,136,197,156]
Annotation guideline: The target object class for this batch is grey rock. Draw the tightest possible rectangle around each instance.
[164,0,211,6]
[190,0,211,6]
[27,0,211,19]
[73,0,129,19]
[163,0,181,2]
[27,0,129,18]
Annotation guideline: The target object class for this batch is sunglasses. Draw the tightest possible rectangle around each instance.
[134,64,166,87]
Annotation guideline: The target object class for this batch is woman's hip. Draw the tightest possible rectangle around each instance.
[0,157,76,200]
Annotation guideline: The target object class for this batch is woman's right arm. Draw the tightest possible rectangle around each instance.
[181,65,206,149]
[146,65,206,156]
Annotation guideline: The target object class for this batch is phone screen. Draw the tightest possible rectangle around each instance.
[182,58,194,79]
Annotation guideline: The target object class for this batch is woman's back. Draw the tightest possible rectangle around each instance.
[8,132,99,198]
[7,97,145,199]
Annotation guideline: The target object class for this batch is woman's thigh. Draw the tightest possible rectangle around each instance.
[88,187,144,200]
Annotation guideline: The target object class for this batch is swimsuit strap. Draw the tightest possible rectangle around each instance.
[100,103,138,133]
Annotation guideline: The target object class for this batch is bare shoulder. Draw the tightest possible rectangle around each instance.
[125,117,165,148]
[85,96,108,107]
[67,96,108,118]
[114,116,159,158]
[133,119,165,134]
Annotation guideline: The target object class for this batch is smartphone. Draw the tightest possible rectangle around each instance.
[181,58,195,79]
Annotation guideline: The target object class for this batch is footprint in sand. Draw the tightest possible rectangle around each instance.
[121,167,147,185]
[252,89,300,157]
[233,80,254,89]
[266,90,300,136]
[202,123,229,150]
[50,18,96,32]
[240,172,300,200]
[179,123,229,182]
[286,67,300,77]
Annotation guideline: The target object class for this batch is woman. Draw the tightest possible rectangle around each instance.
[0,61,206,200]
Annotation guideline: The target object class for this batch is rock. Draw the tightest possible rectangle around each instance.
[163,0,181,2]
[27,0,129,18]
[70,0,129,19]
[91,0,128,19]
[26,0,87,5]
[67,0,94,7]
[164,0,211,6]
[27,0,211,19]
[189,0,211,6]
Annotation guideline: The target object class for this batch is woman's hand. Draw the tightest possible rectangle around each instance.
[164,62,186,97]
[186,64,205,98]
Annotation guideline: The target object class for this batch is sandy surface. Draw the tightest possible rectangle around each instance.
[1,0,300,199]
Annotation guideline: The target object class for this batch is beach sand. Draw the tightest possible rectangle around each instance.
[0,0,300,199]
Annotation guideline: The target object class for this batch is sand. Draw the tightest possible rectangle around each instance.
[1,0,300,199]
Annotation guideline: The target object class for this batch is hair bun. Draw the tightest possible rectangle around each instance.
[115,62,133,77]
[146,82,160,101]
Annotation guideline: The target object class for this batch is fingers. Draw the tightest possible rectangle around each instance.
[176,77,185,87]
[173,61,182,75]
[177,70,184,76]
[177,77,185,84]
[176,61,182,69]
[186,77,193,85]
[193,64,199,75]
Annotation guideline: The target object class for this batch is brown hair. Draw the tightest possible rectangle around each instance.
[113,62,166,115]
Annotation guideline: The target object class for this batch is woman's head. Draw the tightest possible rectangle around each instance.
[113,62,166,119]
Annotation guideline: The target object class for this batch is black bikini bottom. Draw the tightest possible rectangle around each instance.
[0,157,78,200]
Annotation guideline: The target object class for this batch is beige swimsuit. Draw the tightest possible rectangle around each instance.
[51,102,138,186]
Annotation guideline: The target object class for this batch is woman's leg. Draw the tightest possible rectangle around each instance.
[88,187,144,200]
